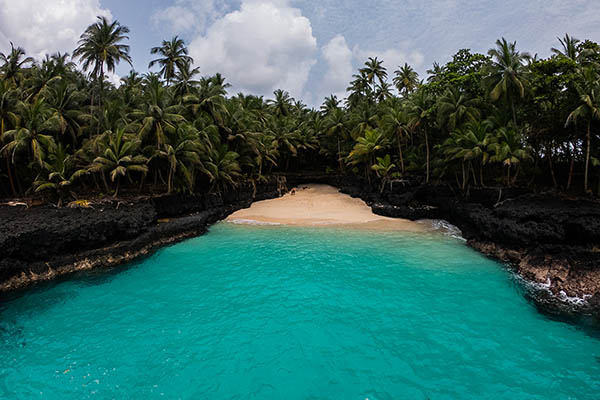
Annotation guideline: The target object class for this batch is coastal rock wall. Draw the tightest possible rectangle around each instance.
[0,179,282,291]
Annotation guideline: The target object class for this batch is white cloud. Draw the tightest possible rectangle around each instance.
[320,34,353,100]
[188,0,317,98]
[151,0,236,35]
[0,0,111,59]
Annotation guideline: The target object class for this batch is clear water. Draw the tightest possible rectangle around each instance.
[1,223,599,400]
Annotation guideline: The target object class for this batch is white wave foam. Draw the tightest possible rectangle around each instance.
[227,219,282,226]
[419,219,466,241]
[558,291,592,307]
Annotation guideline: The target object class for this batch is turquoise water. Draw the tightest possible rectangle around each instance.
[1,223,599,399]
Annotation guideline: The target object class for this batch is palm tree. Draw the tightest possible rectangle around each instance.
[324,107,348,172]
[347,128,388,185]
[130,75,184,149]
[2,98,56,168]
[393,63,419,96]
[490,127,531,186]
[320,95,340,115]
[566,68,600,192]
[360,57,388,90]
[172,60,201,98]
[148,36,193,86]
[33,143,87,206]
[381,105,410,173]
[73,16,132,113]
[372,154,396,193]
[47,80,86,145]
[0,43,34,87]
[484,38,530,130]
[267,89,292,117]
[207,144,242,192]
[90,128,148,197]
[155,125,203,193]
[0,81,19,194]
[407,89,434,182]
[426,62,444,83]
[551,34,580,61]
[437,87,481,132]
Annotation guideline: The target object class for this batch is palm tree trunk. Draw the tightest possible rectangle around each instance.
[167,168,173,194]
[424,127,430,183]
[461,161,466,190]
[101,171,110,193]
[5,157,16,196]
[480,163,485,187]
[113,175,120,198]
[511,97,517,131]
[397,132,405,173]
[585,121,591,192]
[546,143,557,188]
[337,137,344,172]
[567,141,575,190]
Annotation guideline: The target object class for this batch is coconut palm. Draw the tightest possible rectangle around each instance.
[267,89,292,117]
[73,16,132,110]
[427,62,444,83]
[155,125,203,193]
[565,68,600,192]
[90,128,148,196]
[381,105,410,173]
[372,154,396,193]
[551,34,580,62]
[347,128,388,185]
[490,126,531,186]
[324,107,348,172]
[0,81,19,194]
[320,95,340,115]
[130,75,185,149]
[437,87,481,132]
[484,38,530,129]
[407,89,435,182]
[207,144,242,192]
[393,63,419,96]
[33,143,87,205]
[47,80,86,145]
[148,36,193,86]
[0,43,34,87]
[2,98,56,168]
[360,57,388,90]
[172,60,201,98]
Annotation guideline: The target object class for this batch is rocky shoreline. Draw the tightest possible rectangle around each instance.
[0,179,283,292]
[1,174,599,316]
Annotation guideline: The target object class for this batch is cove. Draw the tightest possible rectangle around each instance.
[0,223,599,399]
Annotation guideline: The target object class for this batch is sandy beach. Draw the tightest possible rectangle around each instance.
[226,184,424,231]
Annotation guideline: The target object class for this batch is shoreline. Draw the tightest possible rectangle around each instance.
[1,175,599,317]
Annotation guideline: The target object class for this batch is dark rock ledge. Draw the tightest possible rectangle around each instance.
[0,179,283,292]
[1,174,599,317]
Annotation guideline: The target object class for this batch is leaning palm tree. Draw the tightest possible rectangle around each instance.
[73,16,132,111]
[484,38,530,130]
[565,68,600,192]
[90,128,148,197]
[393,63,419,96]
[148,36,193,86]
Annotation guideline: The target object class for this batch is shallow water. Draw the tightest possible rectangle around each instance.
[1,223,599,399]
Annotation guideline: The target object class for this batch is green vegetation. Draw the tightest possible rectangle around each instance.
[1,19,599,203]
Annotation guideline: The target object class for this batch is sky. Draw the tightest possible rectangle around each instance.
[0,0,599,106]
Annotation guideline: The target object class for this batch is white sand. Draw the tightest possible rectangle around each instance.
[226,184,425,231]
